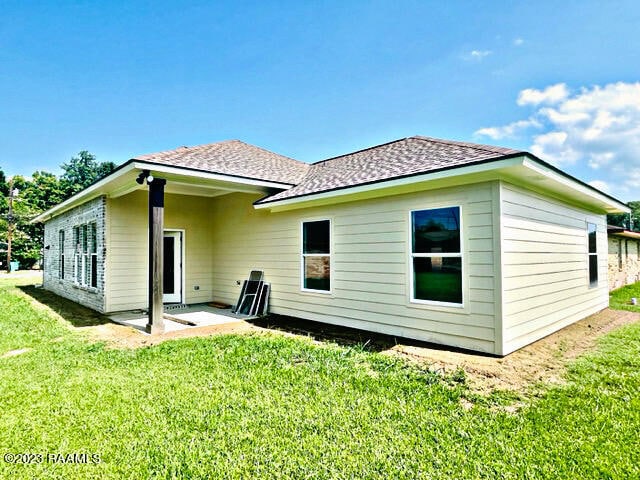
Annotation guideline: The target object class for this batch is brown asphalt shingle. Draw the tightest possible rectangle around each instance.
[255,136,523,204]
[134,139,309,185]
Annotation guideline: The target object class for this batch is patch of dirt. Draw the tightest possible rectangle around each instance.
[14,283,640,394]
[81,321,261,349]
[385,309,640,394]
[1,348,32,358]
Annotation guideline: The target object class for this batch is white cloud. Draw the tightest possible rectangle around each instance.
[513,38,524,46]
[464,50,492,61]
[474,118,541,140]
[517,83,569,106]
[475,81,640,200]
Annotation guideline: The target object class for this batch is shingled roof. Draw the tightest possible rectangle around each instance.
[256,136,523,204]
[134,139,309,185]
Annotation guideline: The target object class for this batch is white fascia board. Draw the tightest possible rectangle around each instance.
[32,161,295,223]
[31,163,138,223]
[131,162,294,190]
[521,158,630,213]
[254,156,526,210]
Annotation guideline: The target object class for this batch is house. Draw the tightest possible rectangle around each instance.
[607,225,640,290]
[33,136,629,355]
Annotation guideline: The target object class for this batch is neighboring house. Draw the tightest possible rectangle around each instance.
[607,225,640,290]
[33,136,629,355]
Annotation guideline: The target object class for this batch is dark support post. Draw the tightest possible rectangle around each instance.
[146,177,167,334]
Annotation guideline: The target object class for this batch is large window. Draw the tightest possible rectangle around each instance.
[58,230,65,278]
[73,222,98,288]
[89,222,97,288]
[302,220,331,292]
[411,206,462,305]
[587,223,598,288]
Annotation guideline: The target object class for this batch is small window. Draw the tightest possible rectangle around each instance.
[587,223,598,288]
[411,207,462,305]
[58,230,65,278]
[618,239,623,271]
[625,240,629,260]
[302,220,331,292]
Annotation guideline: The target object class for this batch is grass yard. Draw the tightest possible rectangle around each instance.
[0,278,639,479]
[610,281,640,312]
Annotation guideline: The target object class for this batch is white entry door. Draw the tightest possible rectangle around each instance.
[163,231,183,303]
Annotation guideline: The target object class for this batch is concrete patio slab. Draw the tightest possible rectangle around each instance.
[108,304,253,334]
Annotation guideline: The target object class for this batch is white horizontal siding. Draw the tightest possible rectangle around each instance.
[105,191,215,311]
[500,182,608,354]
[210,182,499,353]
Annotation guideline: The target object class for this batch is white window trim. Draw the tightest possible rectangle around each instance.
[587,222,598,289]
[163,228,186,304]
[58,230,65,279]
[73,222,98,291]
[409,205,464,308]
[300,218,332,294]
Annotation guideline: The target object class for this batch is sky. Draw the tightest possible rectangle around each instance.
[1,0,639,200]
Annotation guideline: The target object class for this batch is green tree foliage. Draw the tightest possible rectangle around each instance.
[3,175,41,268]
[60,150,116,197]
[1,151,116,269]
[607,201,640,230]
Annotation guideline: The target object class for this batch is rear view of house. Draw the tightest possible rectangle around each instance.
[34,136,629,355]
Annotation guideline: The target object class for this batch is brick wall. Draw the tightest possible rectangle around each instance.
[43,196,106,312]
[608,235,640,291]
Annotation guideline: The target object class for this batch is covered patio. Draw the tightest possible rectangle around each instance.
[108,303,256,334]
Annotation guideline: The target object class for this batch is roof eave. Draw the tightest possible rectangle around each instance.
[33,160,295,223]
[254,154,629,214]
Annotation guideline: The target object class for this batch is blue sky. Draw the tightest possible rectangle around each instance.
[2,1,639,199]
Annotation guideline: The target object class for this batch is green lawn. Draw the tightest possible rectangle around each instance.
[0,279,639,479]
[610,281,640,312]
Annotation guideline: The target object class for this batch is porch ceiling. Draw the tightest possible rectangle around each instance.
[108,165,280,199]
[33,160,291,222]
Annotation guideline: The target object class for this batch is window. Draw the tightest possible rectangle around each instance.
[89,223,97,288]
[587,223,598,288]
[302,220,330,292]
[618,239,623,271]
[411,206,462,305]
[73,222,98,288]
[58,230,65,278]
[73,226,81,283]
[625,240,629,260]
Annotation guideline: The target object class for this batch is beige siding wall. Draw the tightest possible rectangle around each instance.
[608,236,640,290]
[500,182,608,354]
[105,191,214,312]
[210,182,500,353]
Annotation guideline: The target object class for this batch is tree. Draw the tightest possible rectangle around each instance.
[607,201,640,230]
[0,151,116,270]
[0,168,7,196]
[23,171,66,211]
[1,175,41,269]
[60,151,116,198]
